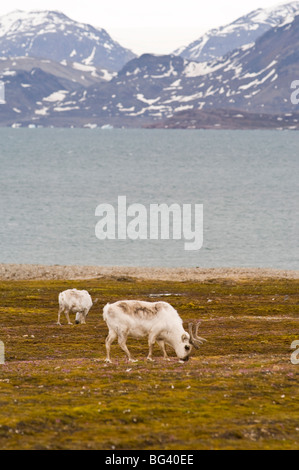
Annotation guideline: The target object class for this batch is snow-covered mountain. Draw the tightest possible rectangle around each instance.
[1,5,299,128]
[0,57,115,89]
[0,10,136,71]
[174,1,299,62]
[27,12,299,127]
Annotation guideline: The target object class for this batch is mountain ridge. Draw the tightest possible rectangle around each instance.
[0,10,136,71]
[174,1,299,62]
[1,5,299,128]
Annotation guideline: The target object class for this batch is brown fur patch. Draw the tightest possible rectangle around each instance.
[70,291,81,299]
[117,301,164,319]
[118,302,129,313]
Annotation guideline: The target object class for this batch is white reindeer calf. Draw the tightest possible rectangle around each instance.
[103,300,206,363]
[57,289,93,326]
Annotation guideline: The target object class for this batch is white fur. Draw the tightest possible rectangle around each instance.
[57,289,93,325]
[103,300,193,363]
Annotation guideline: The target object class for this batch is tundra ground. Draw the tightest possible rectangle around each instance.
[0,277,298,450]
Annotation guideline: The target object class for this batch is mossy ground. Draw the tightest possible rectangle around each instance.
[0,276,298,450]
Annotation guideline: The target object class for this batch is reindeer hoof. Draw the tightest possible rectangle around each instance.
[147,357,155,362]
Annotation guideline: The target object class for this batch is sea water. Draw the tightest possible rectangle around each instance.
[0,128,297,269]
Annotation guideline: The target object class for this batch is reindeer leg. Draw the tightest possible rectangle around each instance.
[147,333,158,362]
[147,342,155,362]
[105,329,117,363]
[65,309,73,325]
[118,333,137,363]
[156,339,170,361]
[57,307,63,326]
[81,309,87,324]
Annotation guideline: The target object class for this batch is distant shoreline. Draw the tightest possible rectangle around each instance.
[0,264,298,282]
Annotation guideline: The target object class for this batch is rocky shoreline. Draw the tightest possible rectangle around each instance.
[0,264,298,282]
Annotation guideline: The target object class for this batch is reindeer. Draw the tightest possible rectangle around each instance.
[57,289,95,325]
[103,300,206,363]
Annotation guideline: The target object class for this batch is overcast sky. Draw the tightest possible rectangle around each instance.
[0,0,292,54]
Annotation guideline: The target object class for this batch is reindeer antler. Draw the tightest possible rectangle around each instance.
[188,322,207,349]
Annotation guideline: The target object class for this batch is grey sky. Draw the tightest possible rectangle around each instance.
[0,0,292,54]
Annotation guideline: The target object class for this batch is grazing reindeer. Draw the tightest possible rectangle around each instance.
[57,289,94,325]
[103,300,206,363]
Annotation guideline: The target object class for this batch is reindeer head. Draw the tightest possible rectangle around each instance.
[75,311,87,324]
[176,322,206,362]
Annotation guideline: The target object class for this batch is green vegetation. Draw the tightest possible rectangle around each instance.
[0,277,298,450]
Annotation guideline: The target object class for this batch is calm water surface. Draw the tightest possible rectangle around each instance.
[0,129,298,269]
